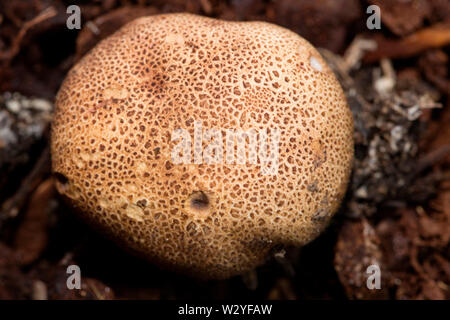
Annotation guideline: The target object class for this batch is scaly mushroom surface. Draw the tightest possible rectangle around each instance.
[51,13,354,279]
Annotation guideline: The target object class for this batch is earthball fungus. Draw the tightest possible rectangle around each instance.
[51,13,353,279]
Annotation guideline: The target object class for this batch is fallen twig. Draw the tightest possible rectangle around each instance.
[364,22,450,62]
[0,145,51,228]
[415,145,450,175]
[0,6,57,62]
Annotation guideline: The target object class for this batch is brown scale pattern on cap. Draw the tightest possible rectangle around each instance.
[51,13,353,279]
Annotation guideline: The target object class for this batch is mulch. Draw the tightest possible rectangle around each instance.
[0,0,449,300]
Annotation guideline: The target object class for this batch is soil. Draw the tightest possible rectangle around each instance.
[0,0,449,300]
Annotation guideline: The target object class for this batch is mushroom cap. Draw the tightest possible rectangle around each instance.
[51,13,353,279]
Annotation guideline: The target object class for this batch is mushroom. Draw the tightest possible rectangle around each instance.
[51,13,353,279]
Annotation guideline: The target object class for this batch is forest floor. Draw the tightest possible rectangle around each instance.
[0,0,449,299]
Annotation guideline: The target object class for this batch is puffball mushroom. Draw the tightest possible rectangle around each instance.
[51,13,353,279]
